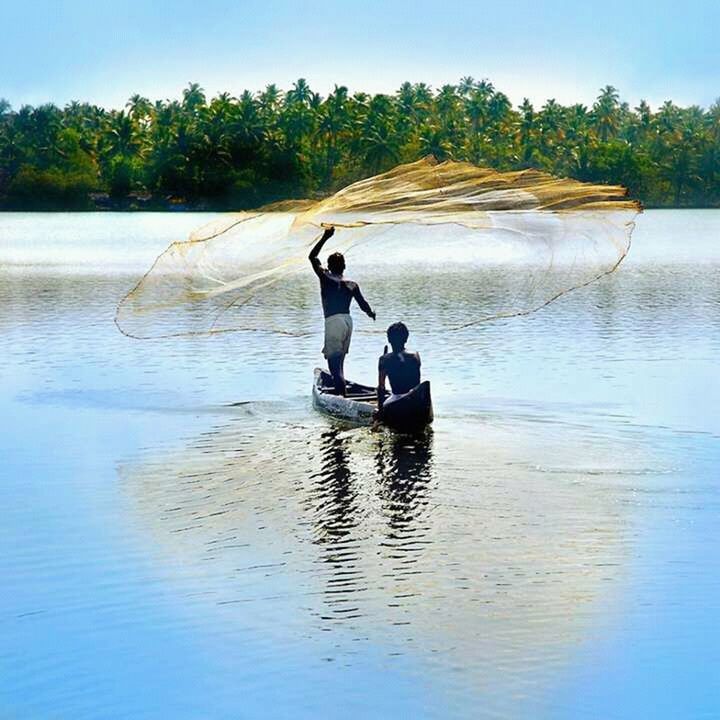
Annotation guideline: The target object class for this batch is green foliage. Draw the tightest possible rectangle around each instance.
[8,165,97,209]
[0,81,719,210]
[107,155,136,198]
[3,123,98,209]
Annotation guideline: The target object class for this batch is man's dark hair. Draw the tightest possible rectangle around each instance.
[327,252,345,274]
[387,321,409,352]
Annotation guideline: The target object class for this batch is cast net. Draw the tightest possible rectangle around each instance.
[115,157,641,339]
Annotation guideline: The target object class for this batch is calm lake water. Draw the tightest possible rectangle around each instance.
[1,210,719,719]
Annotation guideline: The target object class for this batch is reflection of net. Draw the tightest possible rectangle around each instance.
[115,157,641,339]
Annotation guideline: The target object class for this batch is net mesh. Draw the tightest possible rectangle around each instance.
[115,156,641,339]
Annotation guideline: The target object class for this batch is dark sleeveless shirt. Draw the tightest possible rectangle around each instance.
[317,272,357,318]
[310,257,372,319]
[379,351,421,395]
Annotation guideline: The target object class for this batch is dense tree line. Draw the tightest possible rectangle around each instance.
[1,79,719,210]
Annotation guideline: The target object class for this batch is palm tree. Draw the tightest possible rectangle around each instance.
[318,85,350,183]
[538,98,564,161]
[258,84,282,127]
[593,85,620,141]
[458,76,475,97]
[413,83,433,113]
[465,88,490,139]
[361,124,400,173]
[286,78,312,106]
[280,99,316,152]
[103,111,141,157]
[126,94,152,121]
[487,92,512,166]
[418,123,454,161]
[182,83,206,112]
[435,85,461,132]
[475,79,495,99]
[517,98,536,165]
[562,104,592,175]
[396,82,418,122]
[663,125,696,205]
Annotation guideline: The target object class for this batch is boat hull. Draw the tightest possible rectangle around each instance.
[381,380,434,432]
[312,368,433,432]
[312,368,376,424]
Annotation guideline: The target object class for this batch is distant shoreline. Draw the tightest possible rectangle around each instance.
[1,200,718,213]
[3,80,719,211]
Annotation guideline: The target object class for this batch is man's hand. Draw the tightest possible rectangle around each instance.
[369,309,376,321]
[309,226,335,265]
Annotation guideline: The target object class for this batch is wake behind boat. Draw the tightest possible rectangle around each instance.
[312,368,433,432]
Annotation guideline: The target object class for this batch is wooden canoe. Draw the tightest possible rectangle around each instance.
[312,368,433,432]
[381,379,434,432]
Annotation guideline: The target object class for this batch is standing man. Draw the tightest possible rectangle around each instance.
[309,226,376,396]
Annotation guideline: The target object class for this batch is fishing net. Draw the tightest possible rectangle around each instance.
[115,157,641,339]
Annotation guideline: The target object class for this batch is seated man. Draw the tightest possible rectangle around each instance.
[377,321,421,412]
[308,225,376,396]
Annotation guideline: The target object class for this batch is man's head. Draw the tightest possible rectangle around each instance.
[387,321,409,352]
[327,252,345,275]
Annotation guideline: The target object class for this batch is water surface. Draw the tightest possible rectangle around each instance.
[1,210,718,719]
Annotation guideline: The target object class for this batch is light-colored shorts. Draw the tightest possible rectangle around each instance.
[323,313,353,358]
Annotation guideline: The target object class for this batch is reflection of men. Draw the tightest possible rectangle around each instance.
[309,226,376,396]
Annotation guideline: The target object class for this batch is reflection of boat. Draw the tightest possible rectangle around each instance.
[312,368,433,432]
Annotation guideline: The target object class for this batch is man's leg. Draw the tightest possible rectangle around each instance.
[328,353,346,396]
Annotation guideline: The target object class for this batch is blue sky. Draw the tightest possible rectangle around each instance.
[2,0,718,110]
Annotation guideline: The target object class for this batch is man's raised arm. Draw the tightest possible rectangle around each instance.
[308,226,335,276]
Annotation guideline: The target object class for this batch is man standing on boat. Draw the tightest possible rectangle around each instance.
[309,226,376,396]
